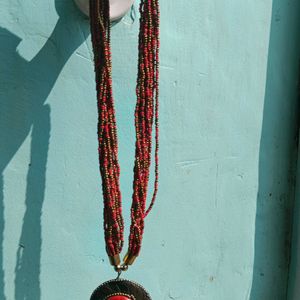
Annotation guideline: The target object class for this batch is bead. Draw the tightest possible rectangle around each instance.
[90,0,160,259]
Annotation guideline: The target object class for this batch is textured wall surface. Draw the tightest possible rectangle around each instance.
[251,1,300,299]
[288,135,300,300]
[1,1,300,299]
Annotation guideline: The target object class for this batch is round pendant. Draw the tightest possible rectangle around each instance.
[90,279,151,300]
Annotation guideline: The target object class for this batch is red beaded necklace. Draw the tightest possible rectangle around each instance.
[89,0,159,297]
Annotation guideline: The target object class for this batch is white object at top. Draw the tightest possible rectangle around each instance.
[74,0,135,21]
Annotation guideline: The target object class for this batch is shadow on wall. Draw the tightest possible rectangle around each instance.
[250,0,300,299]
[0,1,89,299]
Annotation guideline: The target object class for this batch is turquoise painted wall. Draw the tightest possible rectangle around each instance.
[251,1,300,299]
[288,135,300,300]
[1,0,300,299]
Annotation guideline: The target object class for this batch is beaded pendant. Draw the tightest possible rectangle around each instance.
[90,279,151,300]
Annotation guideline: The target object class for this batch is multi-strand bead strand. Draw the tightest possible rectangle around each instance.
[90,0,124,259]
[127,0,160,259]
[90,0,160,269]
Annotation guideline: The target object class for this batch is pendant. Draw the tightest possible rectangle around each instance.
[90,278,151,300]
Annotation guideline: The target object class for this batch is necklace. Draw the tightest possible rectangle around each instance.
[89,0,160,298]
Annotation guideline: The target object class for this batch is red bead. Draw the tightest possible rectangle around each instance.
[90,0,160,258]
[107,296,132,300]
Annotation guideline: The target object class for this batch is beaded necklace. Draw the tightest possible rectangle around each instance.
[89,0,159,298]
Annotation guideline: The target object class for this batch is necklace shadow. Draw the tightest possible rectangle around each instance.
[0,1,90,299]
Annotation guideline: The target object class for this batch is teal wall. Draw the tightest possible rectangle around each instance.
[288,134,300,300]
[1,0,300,299]
[251,1,300,299]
